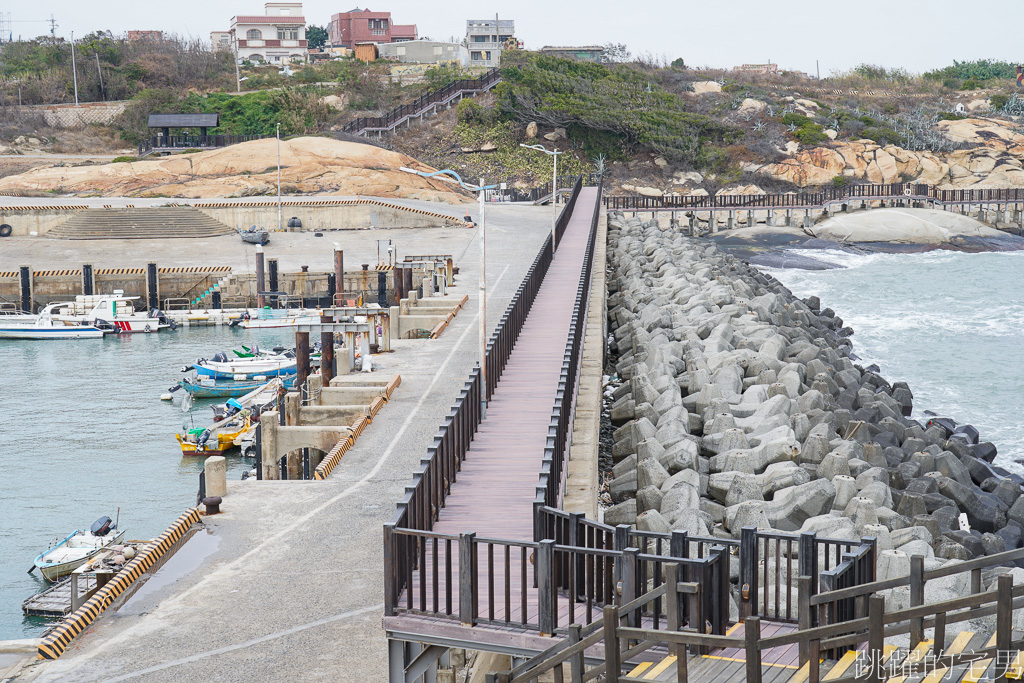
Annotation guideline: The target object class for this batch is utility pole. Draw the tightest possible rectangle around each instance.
[95,52,105,100]
[276,122,282,232]
[478,177,487,417]
[233,31,241,92]
[70,31,79,106]
[48,14,57,43]
[816,60,820,80]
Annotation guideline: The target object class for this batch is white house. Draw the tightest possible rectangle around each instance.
[228,2,307,64]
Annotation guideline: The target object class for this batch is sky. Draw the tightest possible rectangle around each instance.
[5,0,1024,76]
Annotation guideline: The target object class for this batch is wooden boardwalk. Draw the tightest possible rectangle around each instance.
[432,187,598,541]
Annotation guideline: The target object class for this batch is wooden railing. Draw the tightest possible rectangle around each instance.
[605,181,1024,211]
[493,546,1024,683]
[384,180,589,614]
[534,505,874,626]
[138,133,271,156]
[341,68,501,135]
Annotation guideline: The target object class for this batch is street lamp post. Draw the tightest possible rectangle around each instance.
[70,31,79,106]
[400,167,497,414]
[276,123,282,232]
[520,143,563,252]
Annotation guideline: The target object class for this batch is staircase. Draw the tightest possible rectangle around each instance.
[190,273,234,309]
[47,207,235,240]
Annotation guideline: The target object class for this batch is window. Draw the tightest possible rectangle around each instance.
[277,27,298,40]
[473,35,488,42]
[368,18,388,30]
[396,46,405,56]
[485,51,491,61]
[471,51,482,61]
[246,29,262,40]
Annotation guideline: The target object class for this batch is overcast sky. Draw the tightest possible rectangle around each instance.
[7,0,1024,76]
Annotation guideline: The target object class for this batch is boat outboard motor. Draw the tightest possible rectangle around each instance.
[93,318,116,332]
[196,429,212,449]
[211,351,229,363]
[91,516,114,536]
[150,308,178,330]
[224,398,243,417]
[272,346,285,354]
[250,344,259,356]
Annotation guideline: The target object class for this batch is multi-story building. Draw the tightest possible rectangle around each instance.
[465,17,514,68]
[225,2,308,64]
[328,8,416,49]
[210,31,232,52]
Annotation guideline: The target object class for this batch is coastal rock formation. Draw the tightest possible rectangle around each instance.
[809,208,1007,244]
[0,137,473,202]
[748,118,1024,190]
[605,212,1023,582]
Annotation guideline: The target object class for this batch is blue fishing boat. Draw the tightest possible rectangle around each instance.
[192,351,297,380]
[179,374,296,398]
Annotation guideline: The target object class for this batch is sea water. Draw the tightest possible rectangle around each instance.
[764,249,1024,473]
[0,326,294,639]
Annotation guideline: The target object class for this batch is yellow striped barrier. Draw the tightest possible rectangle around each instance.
[312,375,402,480]
[37,508,201,660]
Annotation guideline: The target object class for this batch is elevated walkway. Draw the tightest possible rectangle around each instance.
[47,207,235,239]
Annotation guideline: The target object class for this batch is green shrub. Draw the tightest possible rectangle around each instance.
[793,124,827,146]
[111,156,137,163]
[942,78,960,90]
[937,112,966,121]
[781,112,813,128]
[832,175,848,188]
[961,79,980,90]
[990,93,1010,110]
[860,126,902,146]
[457,97,485,125]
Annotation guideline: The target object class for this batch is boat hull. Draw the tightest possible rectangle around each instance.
[35,530,126,582]
[180,375,295,398]
[0,326,105,339]
[193,361,297,379]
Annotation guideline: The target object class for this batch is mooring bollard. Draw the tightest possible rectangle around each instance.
[205,456,227,497]
[202,496,223,515]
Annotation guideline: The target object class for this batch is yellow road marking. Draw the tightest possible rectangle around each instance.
[644,656,677,679]
[627,662,653,677]
[906,639,933,664]
[698,654,798,669]
[1006,650,1024,679]
[725,622,743,636]
[824,649,859,680]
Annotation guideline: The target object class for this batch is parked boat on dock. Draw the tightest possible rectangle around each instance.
[235,307,323,329]
[2,292,178,333]
[192,350,297,380]
[175,378,284,455]
[0,303,106,340]
[178,373,296,398]
[33,516,126,583]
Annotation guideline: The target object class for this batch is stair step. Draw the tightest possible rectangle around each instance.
[49,207,235,240]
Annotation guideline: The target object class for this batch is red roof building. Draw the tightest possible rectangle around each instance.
[226,2,308,64]
[328,8,416,49]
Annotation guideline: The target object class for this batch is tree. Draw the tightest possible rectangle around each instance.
[671,57,686,70]
[306,25,328,50]
[602,43,630,63]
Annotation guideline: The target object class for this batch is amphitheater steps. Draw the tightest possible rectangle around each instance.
[47,207,235,239]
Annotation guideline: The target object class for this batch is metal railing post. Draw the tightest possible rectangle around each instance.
[538,539,555,635]
[459,532,477,626]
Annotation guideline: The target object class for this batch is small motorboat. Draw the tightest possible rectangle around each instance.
[237,307,323,329]
[239,226,270,245]
[176,378,284,455]
[178,373,296,398]
[33,516,126,583]
[12,292,177,333]
[192,350,297,380]
[0,303,106,340]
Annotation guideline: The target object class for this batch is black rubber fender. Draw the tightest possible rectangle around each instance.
[0,224,11,237]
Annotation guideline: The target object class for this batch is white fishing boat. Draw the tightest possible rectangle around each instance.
[33,516,126,583]
[0,303,106,340]
[236,307,322,329]
[0,291,177,333]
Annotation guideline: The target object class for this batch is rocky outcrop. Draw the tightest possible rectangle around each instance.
[749,118,1024,190]
[605,212,1023,567]
[0,137,473,202]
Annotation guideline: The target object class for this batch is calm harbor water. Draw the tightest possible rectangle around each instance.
[0,326,294,640]
[764,249,1024,471]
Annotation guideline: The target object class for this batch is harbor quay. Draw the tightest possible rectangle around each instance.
[5,199,559,682]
